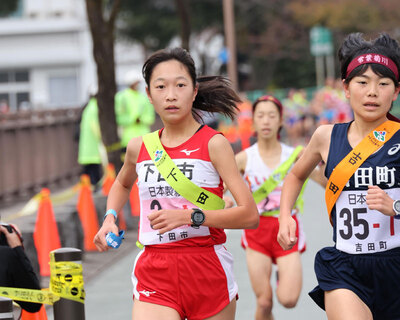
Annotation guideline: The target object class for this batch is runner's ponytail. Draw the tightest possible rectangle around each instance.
[193,76,240,122]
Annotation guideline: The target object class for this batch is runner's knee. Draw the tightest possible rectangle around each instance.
[256,294,273,314]
[277,294,299,309]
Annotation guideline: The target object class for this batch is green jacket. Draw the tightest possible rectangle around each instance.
[115,88,155,147]
[78,98,102,164]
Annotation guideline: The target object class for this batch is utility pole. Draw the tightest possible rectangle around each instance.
[222,0,238,91]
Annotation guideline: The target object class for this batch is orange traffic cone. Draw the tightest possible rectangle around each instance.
[21,306,48,320]
[33,189,61,277]
[102,163,116,196]
[77,174,100,251]
[129,180,140,216]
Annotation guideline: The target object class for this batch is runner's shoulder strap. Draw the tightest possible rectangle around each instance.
[325,120,400,224]
[142,130,225,210]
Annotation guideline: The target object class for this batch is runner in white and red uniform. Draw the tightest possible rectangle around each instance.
[231,95,326,320]
[133,125,237,319]
[94,47,259,320]
[241,141,306,256]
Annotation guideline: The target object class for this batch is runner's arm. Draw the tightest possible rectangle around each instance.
[206,134,259,229]
[309,161,328,188]
[223,149,247,208]
[278,125,331,249]
[93,137,140,251]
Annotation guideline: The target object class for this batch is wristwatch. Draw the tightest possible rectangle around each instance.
[393,200,400,219]
[191,208,205,227]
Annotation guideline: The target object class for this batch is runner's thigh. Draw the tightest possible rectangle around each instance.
[132,299,182,320]
[325,289,372,320]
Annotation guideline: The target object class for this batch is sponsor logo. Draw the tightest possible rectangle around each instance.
[139,290,156,297]
[388,143,400,155]
[180,148,200,156]
[373,130,386,142]
[154,150,163,162]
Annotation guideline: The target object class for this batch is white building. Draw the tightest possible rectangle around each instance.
[0,0,144,112]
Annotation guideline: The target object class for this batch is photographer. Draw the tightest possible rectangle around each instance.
[0,223,42,313]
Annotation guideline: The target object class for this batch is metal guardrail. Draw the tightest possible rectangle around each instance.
[0,109,82,206]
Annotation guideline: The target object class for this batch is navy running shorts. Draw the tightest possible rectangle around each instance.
[309,246,400,320]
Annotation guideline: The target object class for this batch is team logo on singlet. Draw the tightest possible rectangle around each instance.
[388,143,400,155]
[272,173,281,181]
[180,148,200,156]
[154,150,163,162]
[373,130,386,142]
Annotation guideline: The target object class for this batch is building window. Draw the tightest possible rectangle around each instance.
[0,93,9,113]
[15,71,29,82]
[0,72,8,83]
[0,69,30,112]
[0,0,23,18]
[49,75,79,108]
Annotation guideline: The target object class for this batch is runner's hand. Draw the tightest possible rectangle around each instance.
[277,215,298,250]
[93,216,119,252]
[148,209,189,235]
[366,185,396,216]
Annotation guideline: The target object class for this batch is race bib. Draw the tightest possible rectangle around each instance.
[336,188,400,254]
[138,196,211,245]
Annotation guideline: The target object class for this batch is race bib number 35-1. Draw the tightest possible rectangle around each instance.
[336,188,400,254]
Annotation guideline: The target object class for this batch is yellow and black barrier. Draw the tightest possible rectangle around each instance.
[0,252,84,306]
[0,248,85,320]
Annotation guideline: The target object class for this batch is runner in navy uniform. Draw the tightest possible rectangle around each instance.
[278,33,400,320]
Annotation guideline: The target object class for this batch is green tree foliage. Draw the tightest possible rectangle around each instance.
[119,0,178,52]
[118,0,315,90]
[289,0,400,35]
[118,0,222,52]
[235,1,315,89]
[0,0,18,17]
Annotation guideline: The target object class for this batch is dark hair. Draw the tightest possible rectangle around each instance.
[142,47,240,121]
[338,33,400,87]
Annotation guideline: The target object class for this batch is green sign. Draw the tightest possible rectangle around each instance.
[310,26,333,56]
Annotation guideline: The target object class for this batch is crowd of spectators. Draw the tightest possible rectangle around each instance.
[280,77,353,145]
[216,77,353,150]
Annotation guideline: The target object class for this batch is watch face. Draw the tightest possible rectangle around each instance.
[193,210,205,224]
[395,200,400,213]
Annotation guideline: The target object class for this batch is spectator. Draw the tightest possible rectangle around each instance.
[77,86,103,186]
[0,223,42,313]
[115,71,155,155]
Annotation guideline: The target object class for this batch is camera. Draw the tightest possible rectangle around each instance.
[0,223,14,246]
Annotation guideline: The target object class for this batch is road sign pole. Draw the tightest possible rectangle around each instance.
[316,56,325,87]
[326,54,335,80]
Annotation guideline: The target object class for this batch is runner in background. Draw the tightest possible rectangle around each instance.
[278,33,400,320]
[226,95,326,320]
[93,47,259,320]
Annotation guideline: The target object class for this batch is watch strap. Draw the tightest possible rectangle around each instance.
[104,209,118,221]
